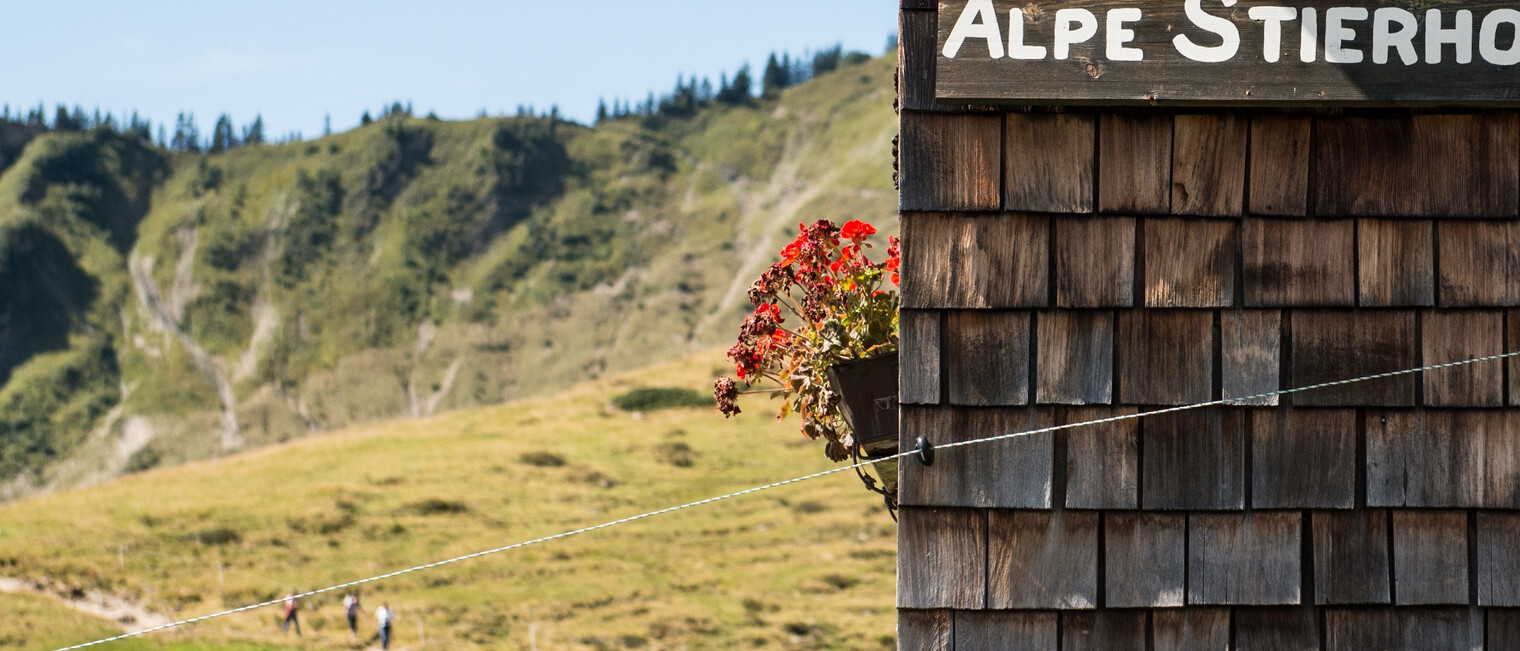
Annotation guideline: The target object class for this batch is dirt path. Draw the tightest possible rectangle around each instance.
[0,575,171,633]
[129,254,243,451]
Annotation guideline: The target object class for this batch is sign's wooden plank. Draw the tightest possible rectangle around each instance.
[1144,218,1237,308]
[1171,114,1248,216]
[1248,116,1311,216]
[1104,511,1185,607]
[897,507,987,608]
[1235,607,1320,650]
[1055,216,1135,308]
[1152,608,1231,650]
[1438,220,1520,307]
[1117,309,1214,405]
[1061,611,1148,651]
[1142,408,1245,509]
[1357,219,1434,307]
[1392,510,1469,605]
[1312,509,1392,605]
[1222,310,1280,405]
[1099,114,1171,214]
[902,213,1049,309]
[1037,310,1115,404]
[899,407,1053,507]
[897,609,952,650]
[987,510,1099,609]
[1252,408,1356,508]
[935,1,1520,106]
[1188,511,1302,605]
[945,311,1032,405]
[1006,113,1095,213]
[1243,218,1355,307]
[899,112,1003,211]
[1478,512,1520,606]
[899,310,941,406]
[954,611,1059,651]
[1063,405,1140,509]
[1315,114,1520,217]
[1290,310,1415,406]
[1422,309,1504,407]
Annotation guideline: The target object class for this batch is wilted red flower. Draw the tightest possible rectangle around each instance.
[714,377,741,417]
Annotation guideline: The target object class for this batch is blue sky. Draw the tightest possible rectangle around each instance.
[0,1,897,138]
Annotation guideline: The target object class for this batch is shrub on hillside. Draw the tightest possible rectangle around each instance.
[611,387,710,412]
[519,451,566,467]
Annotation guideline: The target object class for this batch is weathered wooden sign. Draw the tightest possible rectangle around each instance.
[936,0,1520,104]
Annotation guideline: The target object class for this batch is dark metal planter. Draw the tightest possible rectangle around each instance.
[826,352,900,456]
[827,352,902,509]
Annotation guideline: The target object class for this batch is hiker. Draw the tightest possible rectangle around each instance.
[376,602,395,650]
[280,591,301,635]
[343,592,361,642]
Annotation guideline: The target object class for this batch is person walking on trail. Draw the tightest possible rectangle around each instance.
[376,602,395,650]
[343,593,361,642]
[280,591,301,635]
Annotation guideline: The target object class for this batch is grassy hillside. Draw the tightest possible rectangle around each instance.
[0,349,897,650]
[0,55,897,495]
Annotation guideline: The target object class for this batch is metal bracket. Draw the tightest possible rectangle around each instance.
[914,435,935,467]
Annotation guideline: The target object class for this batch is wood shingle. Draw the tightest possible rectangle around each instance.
[901,213,1049,309]
[1243,219,1355,307]
[1188,511,1302,605]
[1143,218,1237,308]
[1104,512,1185,608]
[898,112,1002,212]
[1421,310,1504,407]
[897,508,986,609]
[987,510,1097,609]
[1171,114,1247,217]
[1036,311,1114,405]
[1006,114,1094,214]
[1357,219,1434,307]
[1054,217,1133,308]
[1062,406,1139,510]
[1099,115,1172,215]
[1142,408,1245,510]
[1392,510,1469,605]
[1312,510,1392,605]
[944,311,1031,406]
[898,407,1052,508]
[1290,311,1416,407]
[1247,116,1311,217]
[1251,408,1356,509]
[1116,310,1213,405]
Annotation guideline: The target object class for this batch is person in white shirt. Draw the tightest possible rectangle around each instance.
[376,603,395,650]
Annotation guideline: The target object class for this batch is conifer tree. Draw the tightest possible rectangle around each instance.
[762,53,785,98]
[243,115,265,145]
[210,114,237,153]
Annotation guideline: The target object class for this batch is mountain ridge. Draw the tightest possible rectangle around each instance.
[0,54,898,497]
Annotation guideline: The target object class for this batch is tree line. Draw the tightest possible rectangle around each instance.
[594,43,875,125]
[1,103,273,153]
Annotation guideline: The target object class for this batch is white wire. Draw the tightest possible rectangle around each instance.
[50,349,1520,650]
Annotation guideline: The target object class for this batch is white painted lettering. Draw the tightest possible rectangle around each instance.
[1054,8,1099,60]
[1300,7,1319,62]
[1249,6,1297,63]
[1425,9,1474,64]
[1325,7,1368,63]
[1480,9,1520,65]
[1175,0,1241,63]
[1006,8,1048,60]
[944,0,1004,59]
[1106,8,1145,62]
[1372,8,1419,65]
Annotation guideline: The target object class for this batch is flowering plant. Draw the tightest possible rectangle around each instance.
[714,219,899,462]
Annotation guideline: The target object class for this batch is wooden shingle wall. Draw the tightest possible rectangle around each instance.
[896,6,1520,649]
